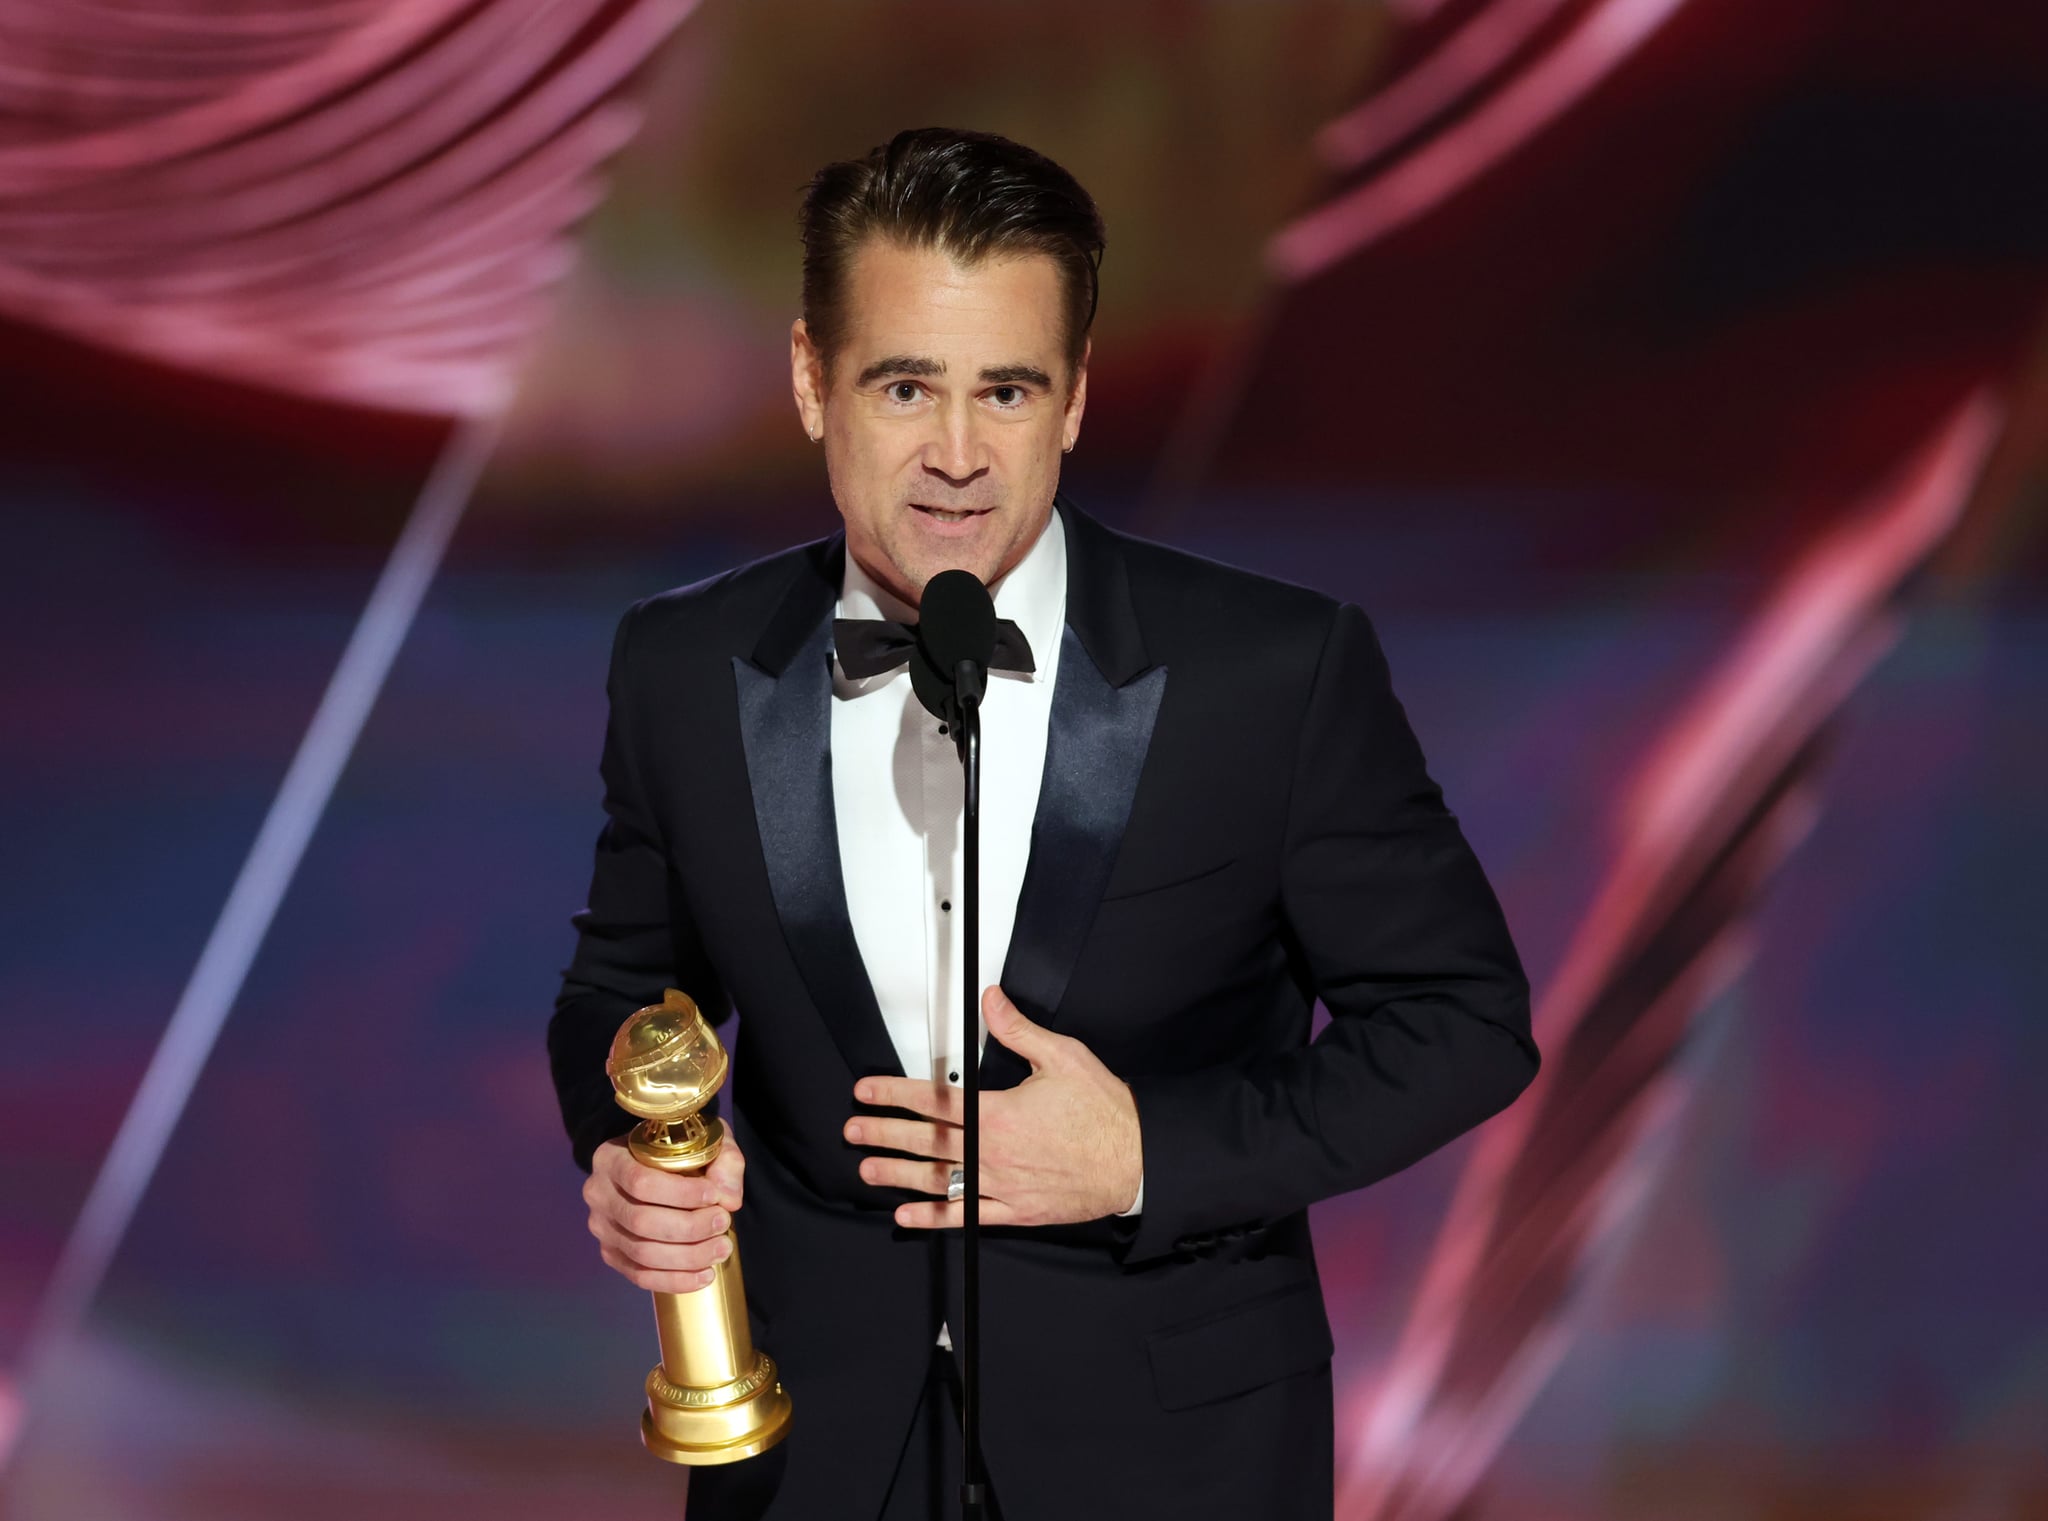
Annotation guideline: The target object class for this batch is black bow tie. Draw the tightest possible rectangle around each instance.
[833,616,1036,681]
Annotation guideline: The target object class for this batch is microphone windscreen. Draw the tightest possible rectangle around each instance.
[917,569,998,673]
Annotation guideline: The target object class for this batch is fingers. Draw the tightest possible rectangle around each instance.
[842,1114,962,1162]
[705,1135,746,1209]
[982,985,1065,1068]
[857,1154,953,1197]
[593,1139,730,1211]
[855,1076,966,1124]
[602,1191,732,1245]
[893,1196,1022,1230]
[586,1136,741,1295]
[591,1203,734,1258]
[588,1180,733,1289]
[598,1240,723,1295]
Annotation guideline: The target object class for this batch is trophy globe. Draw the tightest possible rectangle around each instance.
[606,988,728,1169]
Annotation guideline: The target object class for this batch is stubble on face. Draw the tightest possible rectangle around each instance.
[796,239,1085,607]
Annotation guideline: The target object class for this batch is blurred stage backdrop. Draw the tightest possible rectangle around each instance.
[3,2,2046,1517]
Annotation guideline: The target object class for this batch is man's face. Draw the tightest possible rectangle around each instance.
[790,238,1088,606]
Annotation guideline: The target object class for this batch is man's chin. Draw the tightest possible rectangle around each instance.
[894,535,1005,594]
[905,557,1000,600]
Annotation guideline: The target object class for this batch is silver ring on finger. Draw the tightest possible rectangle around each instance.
[946,1166,965,1203]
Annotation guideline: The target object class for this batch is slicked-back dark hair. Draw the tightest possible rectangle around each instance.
[799,126,1106,388]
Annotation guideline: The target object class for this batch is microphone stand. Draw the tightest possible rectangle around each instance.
[953,667,988,1520]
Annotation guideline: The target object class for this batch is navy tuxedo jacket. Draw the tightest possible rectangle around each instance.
[549,493,1539,1519]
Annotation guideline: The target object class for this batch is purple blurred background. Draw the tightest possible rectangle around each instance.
[2,2,2045,1517]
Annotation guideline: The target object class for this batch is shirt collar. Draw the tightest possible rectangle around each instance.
[834,506,1068,685]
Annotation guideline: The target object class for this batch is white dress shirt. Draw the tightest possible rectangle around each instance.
[827,509,1140,1347]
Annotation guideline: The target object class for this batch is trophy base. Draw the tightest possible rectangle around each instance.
[640,1353,794,1467]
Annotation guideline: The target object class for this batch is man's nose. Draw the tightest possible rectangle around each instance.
[922,398,987,487]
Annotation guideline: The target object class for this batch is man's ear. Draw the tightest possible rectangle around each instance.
[791,317,826,439]
[1063,335,1091,440]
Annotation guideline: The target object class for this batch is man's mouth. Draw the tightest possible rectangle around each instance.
[912,503,989,524]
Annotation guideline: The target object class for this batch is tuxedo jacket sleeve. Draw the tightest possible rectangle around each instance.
[1117,597,1539,1265]
[548,602,729,1171]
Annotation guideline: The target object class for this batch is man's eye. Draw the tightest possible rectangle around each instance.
[889,382,920,403]
[991,386,1022,407]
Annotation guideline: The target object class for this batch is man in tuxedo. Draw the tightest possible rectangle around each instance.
[549,127,1539,1519]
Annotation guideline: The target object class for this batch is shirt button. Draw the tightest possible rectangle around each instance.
[940,900,952,912]
[948,1071,961,1084]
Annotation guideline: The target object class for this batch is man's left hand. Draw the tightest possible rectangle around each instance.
[844,986,1143,1228]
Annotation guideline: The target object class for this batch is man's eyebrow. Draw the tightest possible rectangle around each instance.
[850,356,1055,390]
[854,354,944,387]
[979,363,1053,388]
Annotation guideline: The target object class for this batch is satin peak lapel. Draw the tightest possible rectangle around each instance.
[985,501,1166,1092]
[733,560,904,1086]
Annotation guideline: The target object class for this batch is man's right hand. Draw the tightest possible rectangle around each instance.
[584,1131,746,1294]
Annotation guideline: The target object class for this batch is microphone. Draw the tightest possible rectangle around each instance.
[911,565,997,1517]
[910,568,997,726]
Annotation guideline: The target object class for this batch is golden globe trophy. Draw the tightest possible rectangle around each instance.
[605,988,792,1464]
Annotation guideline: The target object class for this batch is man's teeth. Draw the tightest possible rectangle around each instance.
[921,506,973,522]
